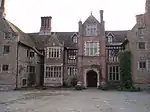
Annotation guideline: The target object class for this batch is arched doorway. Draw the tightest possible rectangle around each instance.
[86,70,97,87]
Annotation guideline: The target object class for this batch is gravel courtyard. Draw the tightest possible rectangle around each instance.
[0,89,150,112]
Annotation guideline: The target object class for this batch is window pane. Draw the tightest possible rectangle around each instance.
[109,73,112,80]
[116,66,119,72]
[139,42,145,49]
[3,45,10,54]
[113,66,116,73]
[2,65,8,71]
[116,73,119,80]
[109,66,112,73]
[113,73,116,80]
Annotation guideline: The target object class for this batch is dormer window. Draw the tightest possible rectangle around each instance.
[72,36,77,43]
[86,24,97,36]
[108,35,112,43]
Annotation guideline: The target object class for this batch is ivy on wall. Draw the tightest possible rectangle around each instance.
[119,50,133,88]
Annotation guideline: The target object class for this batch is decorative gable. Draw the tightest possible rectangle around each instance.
[106,32,115,43]
[83,14,99,25]
[45,33,63,47]
[71,33,78,43]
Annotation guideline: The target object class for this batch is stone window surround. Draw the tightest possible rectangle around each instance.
[137,41,148,50]
[4,32,11,39]
[45,65,62,78]
[85,24,97,36]
[137,60,149,71]
[2,45,10,54]
[27,65,35,73]
[108,65,120,81]
[67,67,77,76]
[84,41,100,56]
[72,36,78,43]
[0,64,9,72]
[107,35,113,43]
[47,47,61,58]
[27,50,35,58]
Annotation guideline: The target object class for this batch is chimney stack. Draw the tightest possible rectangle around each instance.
[100,10,104,23]
[40,16,52,35]
[136,14,146,27]
[0,0,6,18]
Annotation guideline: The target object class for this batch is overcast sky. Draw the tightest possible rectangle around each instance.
[5,0,145,33]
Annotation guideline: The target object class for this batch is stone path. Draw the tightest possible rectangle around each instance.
[0,89,150,112]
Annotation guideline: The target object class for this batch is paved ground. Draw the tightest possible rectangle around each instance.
[0,89,150,112]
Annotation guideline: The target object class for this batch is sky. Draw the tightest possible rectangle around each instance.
[5,0,145,33]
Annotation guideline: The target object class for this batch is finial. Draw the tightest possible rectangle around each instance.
[91,11,92,16]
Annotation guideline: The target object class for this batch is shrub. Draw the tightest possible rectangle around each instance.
[70,77,77,87]
[117,86,141,92]
[75,85,83,90]
[98,84,109,91]
[28,73,36,86]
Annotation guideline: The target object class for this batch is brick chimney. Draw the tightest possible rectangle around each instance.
[0,0,6,18]
[39,16,52,35]
[136,14,146,27]
[100,10,104,23]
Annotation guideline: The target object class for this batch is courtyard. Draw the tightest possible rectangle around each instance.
[0,89,150,112]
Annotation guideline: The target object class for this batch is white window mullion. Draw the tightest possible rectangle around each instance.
[59,48,61,58]
[46,48,49,58]
[97,42,99,56]
[108,65,110,81]
[50,48,52,58]
[146,42,148,50]
[84,42,87,56]
[137,61,140,70]
[146,60,149,71]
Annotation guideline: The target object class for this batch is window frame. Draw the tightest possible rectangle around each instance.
[86,24,97,36]
[84,41,99,56]
[137,41,147,50]
[67,67,77,76]
[137,60,149,71]
[2,64,9,72]
[138,42,146,50]
[45,66,62,78]
[3,45,10,54]
[108,65,120,81]
[107,35,113,43]
[4,32,11,39]
[72,36,78,43]
[47,47,61,58]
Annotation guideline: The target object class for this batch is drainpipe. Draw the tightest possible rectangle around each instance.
[16,42,19,89]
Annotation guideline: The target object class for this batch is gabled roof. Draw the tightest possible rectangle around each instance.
[0,17,38,53]
[105,30,128,43]
[84,14,100,24]
[28,32,78,49]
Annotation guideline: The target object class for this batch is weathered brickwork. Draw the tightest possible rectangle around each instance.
[0,0,150,90]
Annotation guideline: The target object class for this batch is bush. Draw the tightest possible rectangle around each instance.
[70,77,77,87]
[117,86,141,92]
[28,73,36,86]
[75,85,83,90]
[98,84,109,90]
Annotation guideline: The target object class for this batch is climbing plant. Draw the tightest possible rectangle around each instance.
[28,73,36,87]
[119,50,133,89]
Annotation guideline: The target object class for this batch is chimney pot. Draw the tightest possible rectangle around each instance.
[40,16,52,35]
